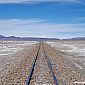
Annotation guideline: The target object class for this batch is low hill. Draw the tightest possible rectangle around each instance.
[63,37,85,40]
[0,35,59,41]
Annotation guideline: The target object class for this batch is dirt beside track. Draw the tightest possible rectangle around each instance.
[43,43,85,85]
[0,43,39,85]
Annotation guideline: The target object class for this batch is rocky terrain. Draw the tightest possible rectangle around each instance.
[46,40,85,85]
[0,41,38,85]
[0,41,85,85]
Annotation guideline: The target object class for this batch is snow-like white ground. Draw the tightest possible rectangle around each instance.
[46,41,85,70]
[46,41,85,56]
[0,41,38,56]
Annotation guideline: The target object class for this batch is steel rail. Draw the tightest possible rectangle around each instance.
[26,43,41,85]
[42,43,58,85]
[26,42,58,85]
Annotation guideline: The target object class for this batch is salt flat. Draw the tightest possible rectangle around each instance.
[46,41,85,56]
[0,41,37,56]
[46,40,85,70]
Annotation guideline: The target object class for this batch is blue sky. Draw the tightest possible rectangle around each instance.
[0,0,85,39]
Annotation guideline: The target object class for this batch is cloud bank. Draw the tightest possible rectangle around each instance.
[0,19,85,39]
[0,0,82,4]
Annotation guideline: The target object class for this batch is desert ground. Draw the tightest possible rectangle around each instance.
[46,40,85,85]
[0,41,38,85]
[0,40,85,85]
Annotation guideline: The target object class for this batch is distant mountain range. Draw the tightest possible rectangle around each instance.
[0,35,85,41]
[0,35,59,41]
[63,37,85,40]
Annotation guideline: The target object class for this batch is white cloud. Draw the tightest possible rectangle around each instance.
[0,0,82,4]
[74,17,85,23]
[0,19,85,38]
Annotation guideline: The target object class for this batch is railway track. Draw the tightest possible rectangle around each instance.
[43,43,85,85]
[1,42,84,85]
[26,42,58,85]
